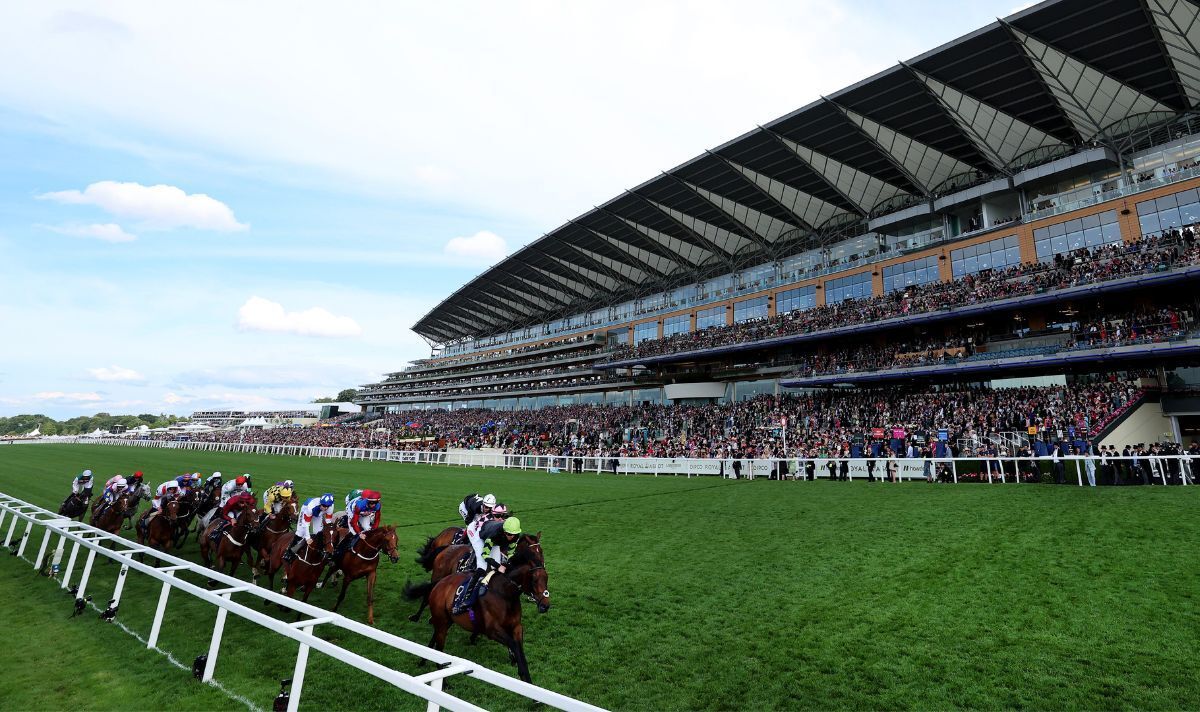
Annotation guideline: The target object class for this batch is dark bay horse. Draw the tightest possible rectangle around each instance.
[170,490,198,549]
[405,536,549,683]
[199,503,259,582]
[406,534,543,623]
[415,526,465,570]
[136,499,180,560]
[317,525,400,625]
[261,526,334,609]
[253,496,298,575]
[58,492,89,522]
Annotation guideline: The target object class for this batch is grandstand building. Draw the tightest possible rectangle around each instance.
[359,0,1200,441]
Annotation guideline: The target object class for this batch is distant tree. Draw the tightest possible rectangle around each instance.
[40,420,59,436]
[312,397,336,403]
[336,388,359,402]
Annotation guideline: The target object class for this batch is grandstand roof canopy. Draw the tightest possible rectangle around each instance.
[415,0,1200,344]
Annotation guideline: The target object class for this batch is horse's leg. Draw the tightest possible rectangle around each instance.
[365,570,377,626]
[408,589,429,623]
[332,574,351,613]
[512,623,531,683]
[317,563,338,590]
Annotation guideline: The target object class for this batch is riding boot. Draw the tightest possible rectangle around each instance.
[283,535,304,563]
[452,569,483,614]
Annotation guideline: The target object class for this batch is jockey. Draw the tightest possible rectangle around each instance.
[490,503,510,520]
[344,489,363,510]
[459,493,495,525]
[262,483,295,515]
[99,476,129,509]
[283,494,336,563]
[453,517,522,615]
[204,472,223,493]
[148,480,181,522]
[346,490,382,537]
[220,474,253,506]
[175,473,200,494]
[212,492,256,539]
[71,470,94,497]
[127,471,153,501]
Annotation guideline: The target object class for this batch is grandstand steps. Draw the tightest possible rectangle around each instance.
[1095,390,1170,448]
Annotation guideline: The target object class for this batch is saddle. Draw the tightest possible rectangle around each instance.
[450,529,466,546]
[455,549,475,573]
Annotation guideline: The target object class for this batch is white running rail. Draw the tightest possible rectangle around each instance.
[0,492,604,712]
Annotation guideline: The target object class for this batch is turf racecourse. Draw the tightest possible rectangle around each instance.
[0,445,1198,711]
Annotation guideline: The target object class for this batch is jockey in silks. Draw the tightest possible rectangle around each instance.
[262,483,295,516]
[97,475,129,514]
[211,491,256,541]
[147,480,181,523]
[490,503,510,520]
[452,517,522,614]
[459,493,495,525]
[220,474,253,507]
[203,472,223,496]
[283,494,336,566]
[336,489,382,557]
[175,473,201,495]
[71,470,94,498]
[125,471,152,503]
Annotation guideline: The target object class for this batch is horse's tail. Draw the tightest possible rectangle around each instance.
[415,540,446,571]
[402,579,434,602]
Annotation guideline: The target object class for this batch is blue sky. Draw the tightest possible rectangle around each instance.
[0,1,1032,418]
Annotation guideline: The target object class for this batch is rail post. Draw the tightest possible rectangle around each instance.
[287,624,315,712]
[203,592,232,682]
[147,572,177,648]
[4,511,19,546]
[33,528,53,571]
[77,547,98,600]
[16,520,33,557]
[61,540,80,589]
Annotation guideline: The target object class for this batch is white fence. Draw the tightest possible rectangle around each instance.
[8,437,1197,485]
[0,492,604,712]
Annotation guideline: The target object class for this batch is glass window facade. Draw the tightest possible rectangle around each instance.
[696,305,725,330]
[633,321,658,345]
[825,271,872,305]
[776,285,816,314]
[663,314,690,338]
[733,296,769,323]
[1137,188,1200,236]
[881,256,939,292]
[1033,210,1122,261]
[951,235,1022,278]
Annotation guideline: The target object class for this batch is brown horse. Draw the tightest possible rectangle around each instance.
[135,498,180,560]
[406,534,543,623]
[90,492,135,537]
[415,526,465,570]
[253,496,298,574]
[199,502,259,581]
[317,525,400,625]
[404,534,549,683]
[170,490,199,549]
[261,526,334,610]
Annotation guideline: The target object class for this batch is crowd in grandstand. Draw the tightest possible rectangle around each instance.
[606,230,1200,363]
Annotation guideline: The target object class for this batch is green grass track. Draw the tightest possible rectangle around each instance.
[0,444,1197,711]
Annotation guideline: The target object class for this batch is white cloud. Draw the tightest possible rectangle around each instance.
[87,365,144,382]
[42,222,136,243]
[236,296,362,338]
[162,392,190,405]
[38,181,247,232]
[32,391,103,402]
[444,230,508,264]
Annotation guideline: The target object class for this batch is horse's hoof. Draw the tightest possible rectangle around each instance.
[407,613,420,622]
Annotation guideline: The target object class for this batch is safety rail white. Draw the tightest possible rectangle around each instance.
[0,492,604,712]
[4,437,1196,485]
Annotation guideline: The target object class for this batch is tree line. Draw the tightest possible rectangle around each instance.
[0,413,188,437]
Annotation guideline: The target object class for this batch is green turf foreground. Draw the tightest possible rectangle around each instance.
[0,444,1197,711]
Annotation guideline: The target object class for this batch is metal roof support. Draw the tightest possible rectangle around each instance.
[556,241,643,288]
[593,206,704,269]
[510,257,594,302]
[705,150,815,232]
[526,245,618,294]
[757,127,868,215]
[478,276,552,314]
[824,98,931,196]
[659,172,773,251]
[624,189,737,263]
[566,220,673,280]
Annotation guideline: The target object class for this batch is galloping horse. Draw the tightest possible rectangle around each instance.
[404,532,549,683]
[58,492,89,522]
[253,495,298,574]
[415,526,465,570]
[192,489,221,543]
[199,503,259,581]
[135,499,180,560]
[121,483,153,531]
[261,526,334,609]
[317,525,400,625]
[170,490,198,549]
[90,492,135,538]
[406,534,543,624]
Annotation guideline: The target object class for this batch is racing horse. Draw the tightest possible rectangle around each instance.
[260,525,335,611]
[57,492,90,522]
[170,490,199,549]
[406,534,543,623]
[135,498,180,561]
[252,495,298,575]
[90,492,135,538]
[121,482,153,531]
[414,526,466,570]
[404,533,549,683]
[316,525,400,625]
[199,502,260,583]
[191,488,222,543]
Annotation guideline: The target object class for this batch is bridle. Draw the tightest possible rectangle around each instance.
[348,529,398,562]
